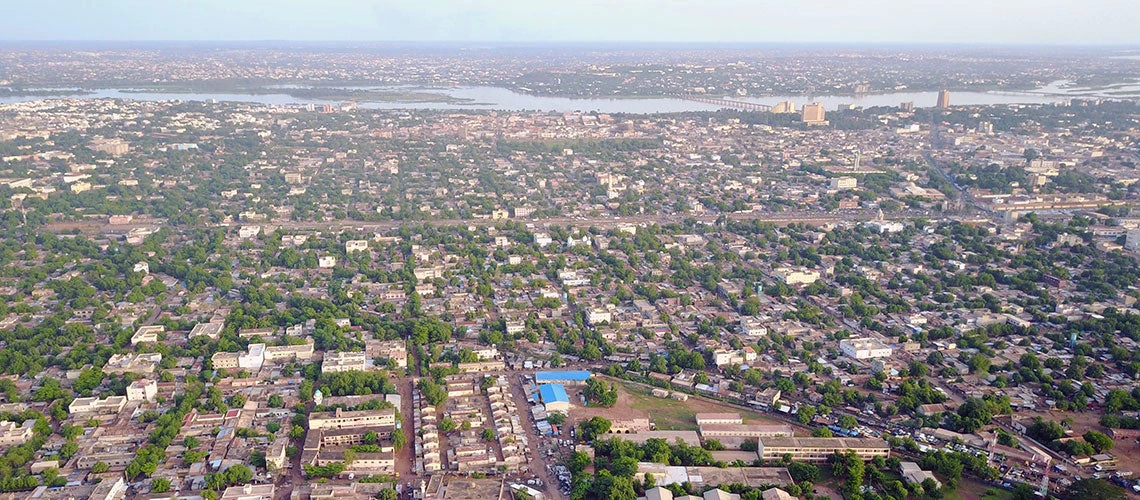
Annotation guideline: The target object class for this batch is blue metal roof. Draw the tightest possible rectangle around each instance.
[538,383,570,403]
[535,370,591,382]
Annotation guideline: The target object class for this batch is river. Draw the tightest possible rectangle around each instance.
[0,84,1089,113]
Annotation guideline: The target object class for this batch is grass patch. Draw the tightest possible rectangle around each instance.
[609,378,784,431]
[944,478,1012,500]
[618,380,699,431]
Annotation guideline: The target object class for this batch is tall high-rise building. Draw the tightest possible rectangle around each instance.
[936,90,951,109]
[900,102,915,112]
[801,102,827,125]
[771,100,796,114]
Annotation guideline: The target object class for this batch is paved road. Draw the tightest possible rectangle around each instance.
[44,208,948,236]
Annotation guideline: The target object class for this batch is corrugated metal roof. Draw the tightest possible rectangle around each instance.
[538,383,569,403]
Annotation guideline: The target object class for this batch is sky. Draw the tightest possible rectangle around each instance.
[0,0,1137,45]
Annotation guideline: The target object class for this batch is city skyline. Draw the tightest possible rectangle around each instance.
[0,0,1138,46]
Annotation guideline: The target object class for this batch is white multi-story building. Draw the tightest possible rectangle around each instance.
[239,343,266,370]
[775,267,821,286]
[130,325,164,345]
[103,353,162,375]
[586,308,612,325]
[830,177,857,190]
[739,318,768,337]
[211,352,240,370]
[345,240,369,253]
[69,396,127,416]
[866,221,905,234]
[322,351,368,374]
[265,341,315,362]
[839,337,893,359]
[189,321,225,340]
[757,437,889,462]
[238,226,261,239]
[0,420,34,446]
[1127,228,1140,251]
[413,266,444,281]
[126,379,158,402]
[308,408,396,430]
[558,270,590,287]
[318,256,337,268]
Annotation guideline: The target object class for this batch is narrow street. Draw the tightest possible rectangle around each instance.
[508,373,566,500]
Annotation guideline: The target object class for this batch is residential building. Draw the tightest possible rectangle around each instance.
[0,420,34,446]
[739,318,768,337]
[586,308,612,325]
[703,489,741,500]
[212,352,240,370]
[130,325,163,345]
[220,484,276,500]
[189,321,225,340]
[761,489,796,500]
[125,379,157,402]
[89,476,127,500]
[103,353,162,375]
[69,396,128,416]
[322,351,368,373]
[238,226,261,239]
[345,240,369,253]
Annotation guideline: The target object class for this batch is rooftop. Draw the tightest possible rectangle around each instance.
[538,383,569,403]
[535,370,591,382]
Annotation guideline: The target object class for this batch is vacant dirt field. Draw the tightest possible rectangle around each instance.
[567,375,789,432]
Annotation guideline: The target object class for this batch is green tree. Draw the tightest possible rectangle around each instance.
[1083,430,1114,453]
[607,476,637,500]
[440,418,457,433]
[578,416,612,441]
[151,477,172,493]
[1061,478,1127,500]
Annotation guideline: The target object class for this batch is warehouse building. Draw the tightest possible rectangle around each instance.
[539,384,571,413]
[535,370,592,385]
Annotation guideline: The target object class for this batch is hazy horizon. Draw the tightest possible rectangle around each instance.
[1,0,1138,46]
